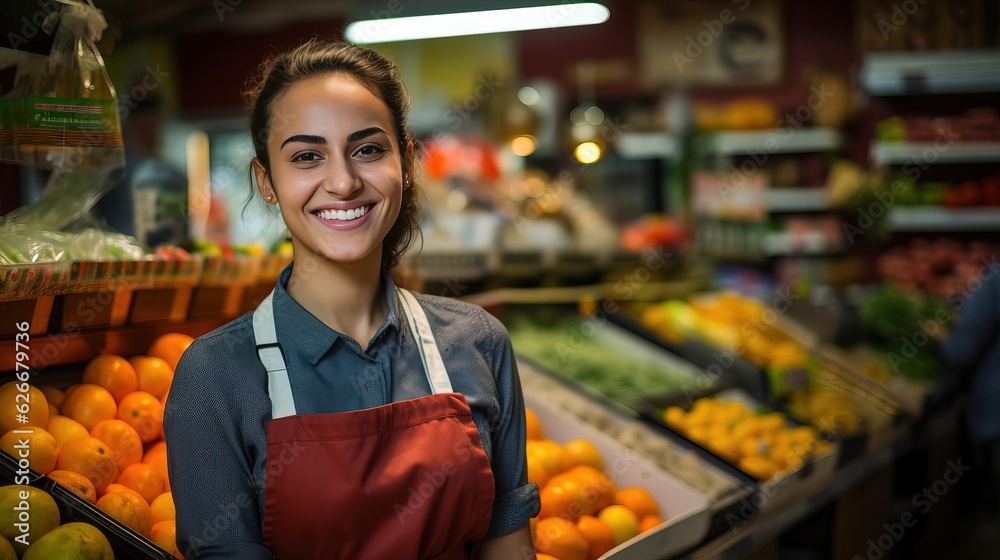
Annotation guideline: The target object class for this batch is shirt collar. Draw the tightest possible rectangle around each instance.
[271,262,405,366]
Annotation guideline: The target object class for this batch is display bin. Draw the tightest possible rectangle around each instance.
[607,301,881,469]
[524,391,712,559]
[1,450,175,560]
[240,255,292,313]
[635,387,839,514]
[502,303,730,418]
[518,361,756,547]
[128,258,202,326]
[188,255,260,321]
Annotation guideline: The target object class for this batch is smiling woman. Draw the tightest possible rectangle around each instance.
[163,39,540,560]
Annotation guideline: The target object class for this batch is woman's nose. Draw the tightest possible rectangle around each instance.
[323,156,363,195]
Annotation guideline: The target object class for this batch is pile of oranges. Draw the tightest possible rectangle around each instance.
[526,409,664,560]
[0,332,193,559]
[663,397,831,481]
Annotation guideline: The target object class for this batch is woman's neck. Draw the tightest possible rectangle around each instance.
[286,247,387,351]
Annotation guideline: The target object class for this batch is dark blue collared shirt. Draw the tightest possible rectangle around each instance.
[164,264,539,559]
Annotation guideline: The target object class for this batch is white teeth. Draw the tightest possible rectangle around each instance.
[316,205,369,221]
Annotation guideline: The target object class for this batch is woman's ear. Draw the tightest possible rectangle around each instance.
[253,158,277,203]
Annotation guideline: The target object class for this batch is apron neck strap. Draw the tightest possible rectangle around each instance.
[253,291,298,419]
[396,288,453,395]
[253,287,454,420]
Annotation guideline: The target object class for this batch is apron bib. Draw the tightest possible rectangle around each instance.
[253,288,495,559]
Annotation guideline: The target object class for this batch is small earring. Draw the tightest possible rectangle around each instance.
[266,194,273,200]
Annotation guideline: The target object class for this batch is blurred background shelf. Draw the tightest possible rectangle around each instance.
[707,128,842,155]
[871,142,1000,165]
[887,207,1000,232]
[615,132,679,160]
[861,50,1000,96]
[765,188,830,212]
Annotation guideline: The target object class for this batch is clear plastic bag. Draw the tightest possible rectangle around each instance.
[0,2,139,264]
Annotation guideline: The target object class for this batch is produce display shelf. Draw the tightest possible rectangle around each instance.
[1,451,174,560]
[887,207,1000,232]
[0,255,291,304]
[517,360,757,548]
[0,320,225,373]
[615,132,679,160]
[524,390,712,559]
[707,128,841,156]
[679,404,955,560]
[861,50,1000,96]
[635,387,840,514]
[871,141,1000,165]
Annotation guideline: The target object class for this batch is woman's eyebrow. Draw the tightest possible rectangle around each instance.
[347,127,388,143]
[281,134,325,149]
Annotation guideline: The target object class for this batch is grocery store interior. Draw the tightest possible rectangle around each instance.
[1,0,1000,558]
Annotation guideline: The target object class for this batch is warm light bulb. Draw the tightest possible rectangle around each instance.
[510,135,537,157]
[574,141,602,164]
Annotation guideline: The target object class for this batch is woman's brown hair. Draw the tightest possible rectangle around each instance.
[244,38,419,268]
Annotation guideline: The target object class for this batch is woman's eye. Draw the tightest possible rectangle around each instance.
[291,152,322,163]
[355,144,387,158]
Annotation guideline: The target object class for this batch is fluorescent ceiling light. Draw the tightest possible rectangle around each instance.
[345,3,610,44]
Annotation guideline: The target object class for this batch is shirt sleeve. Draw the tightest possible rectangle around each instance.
[163,335,274,560]
[942,272,1000,372]
[477,308,541,538]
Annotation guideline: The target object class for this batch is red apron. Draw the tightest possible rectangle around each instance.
[252,288,496,559]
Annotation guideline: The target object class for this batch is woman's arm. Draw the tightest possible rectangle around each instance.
[163,335,274,560]
[472,524,535,560]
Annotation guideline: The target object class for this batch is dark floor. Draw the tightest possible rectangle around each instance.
[943,510,1000,560]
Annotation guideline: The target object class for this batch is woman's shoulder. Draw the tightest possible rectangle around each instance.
[409,292,510,344]
[175,312,258,377]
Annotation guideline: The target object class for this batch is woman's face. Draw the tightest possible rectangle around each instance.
[256,73,405,265]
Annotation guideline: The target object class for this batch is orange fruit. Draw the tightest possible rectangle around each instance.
[63,384,82,401]
[525,408,544,441]
[90,419,144,471]
[148,333,194,371]
[55,436,118,494]
[534,517,589,560]
[47,470,98,504]
[0,426,58,474]
[97,489,153,538]
[61,384,117,431]
[577,515,616,560]
[0,381,49,434]
[129,356,174,402]
[117,463,165,504]
[530,517,538,542]
[151,520,184,559]
[47,402,58,418]
[527,439,565,478]
[535,555,559,560]
[550,465,618,516]
[45,415,90,447]
[142,441,170,492]
[527,455,552,489]
[562,439,604,471]
[539,483,585,520]
[150,492,176,525]
[597,505,639,546]
[102,483,142,498]
[38,385,65,409]
[117,391,164,444]
[83,354,139,403]
[613,487,660,519]
[638,514,665,533]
